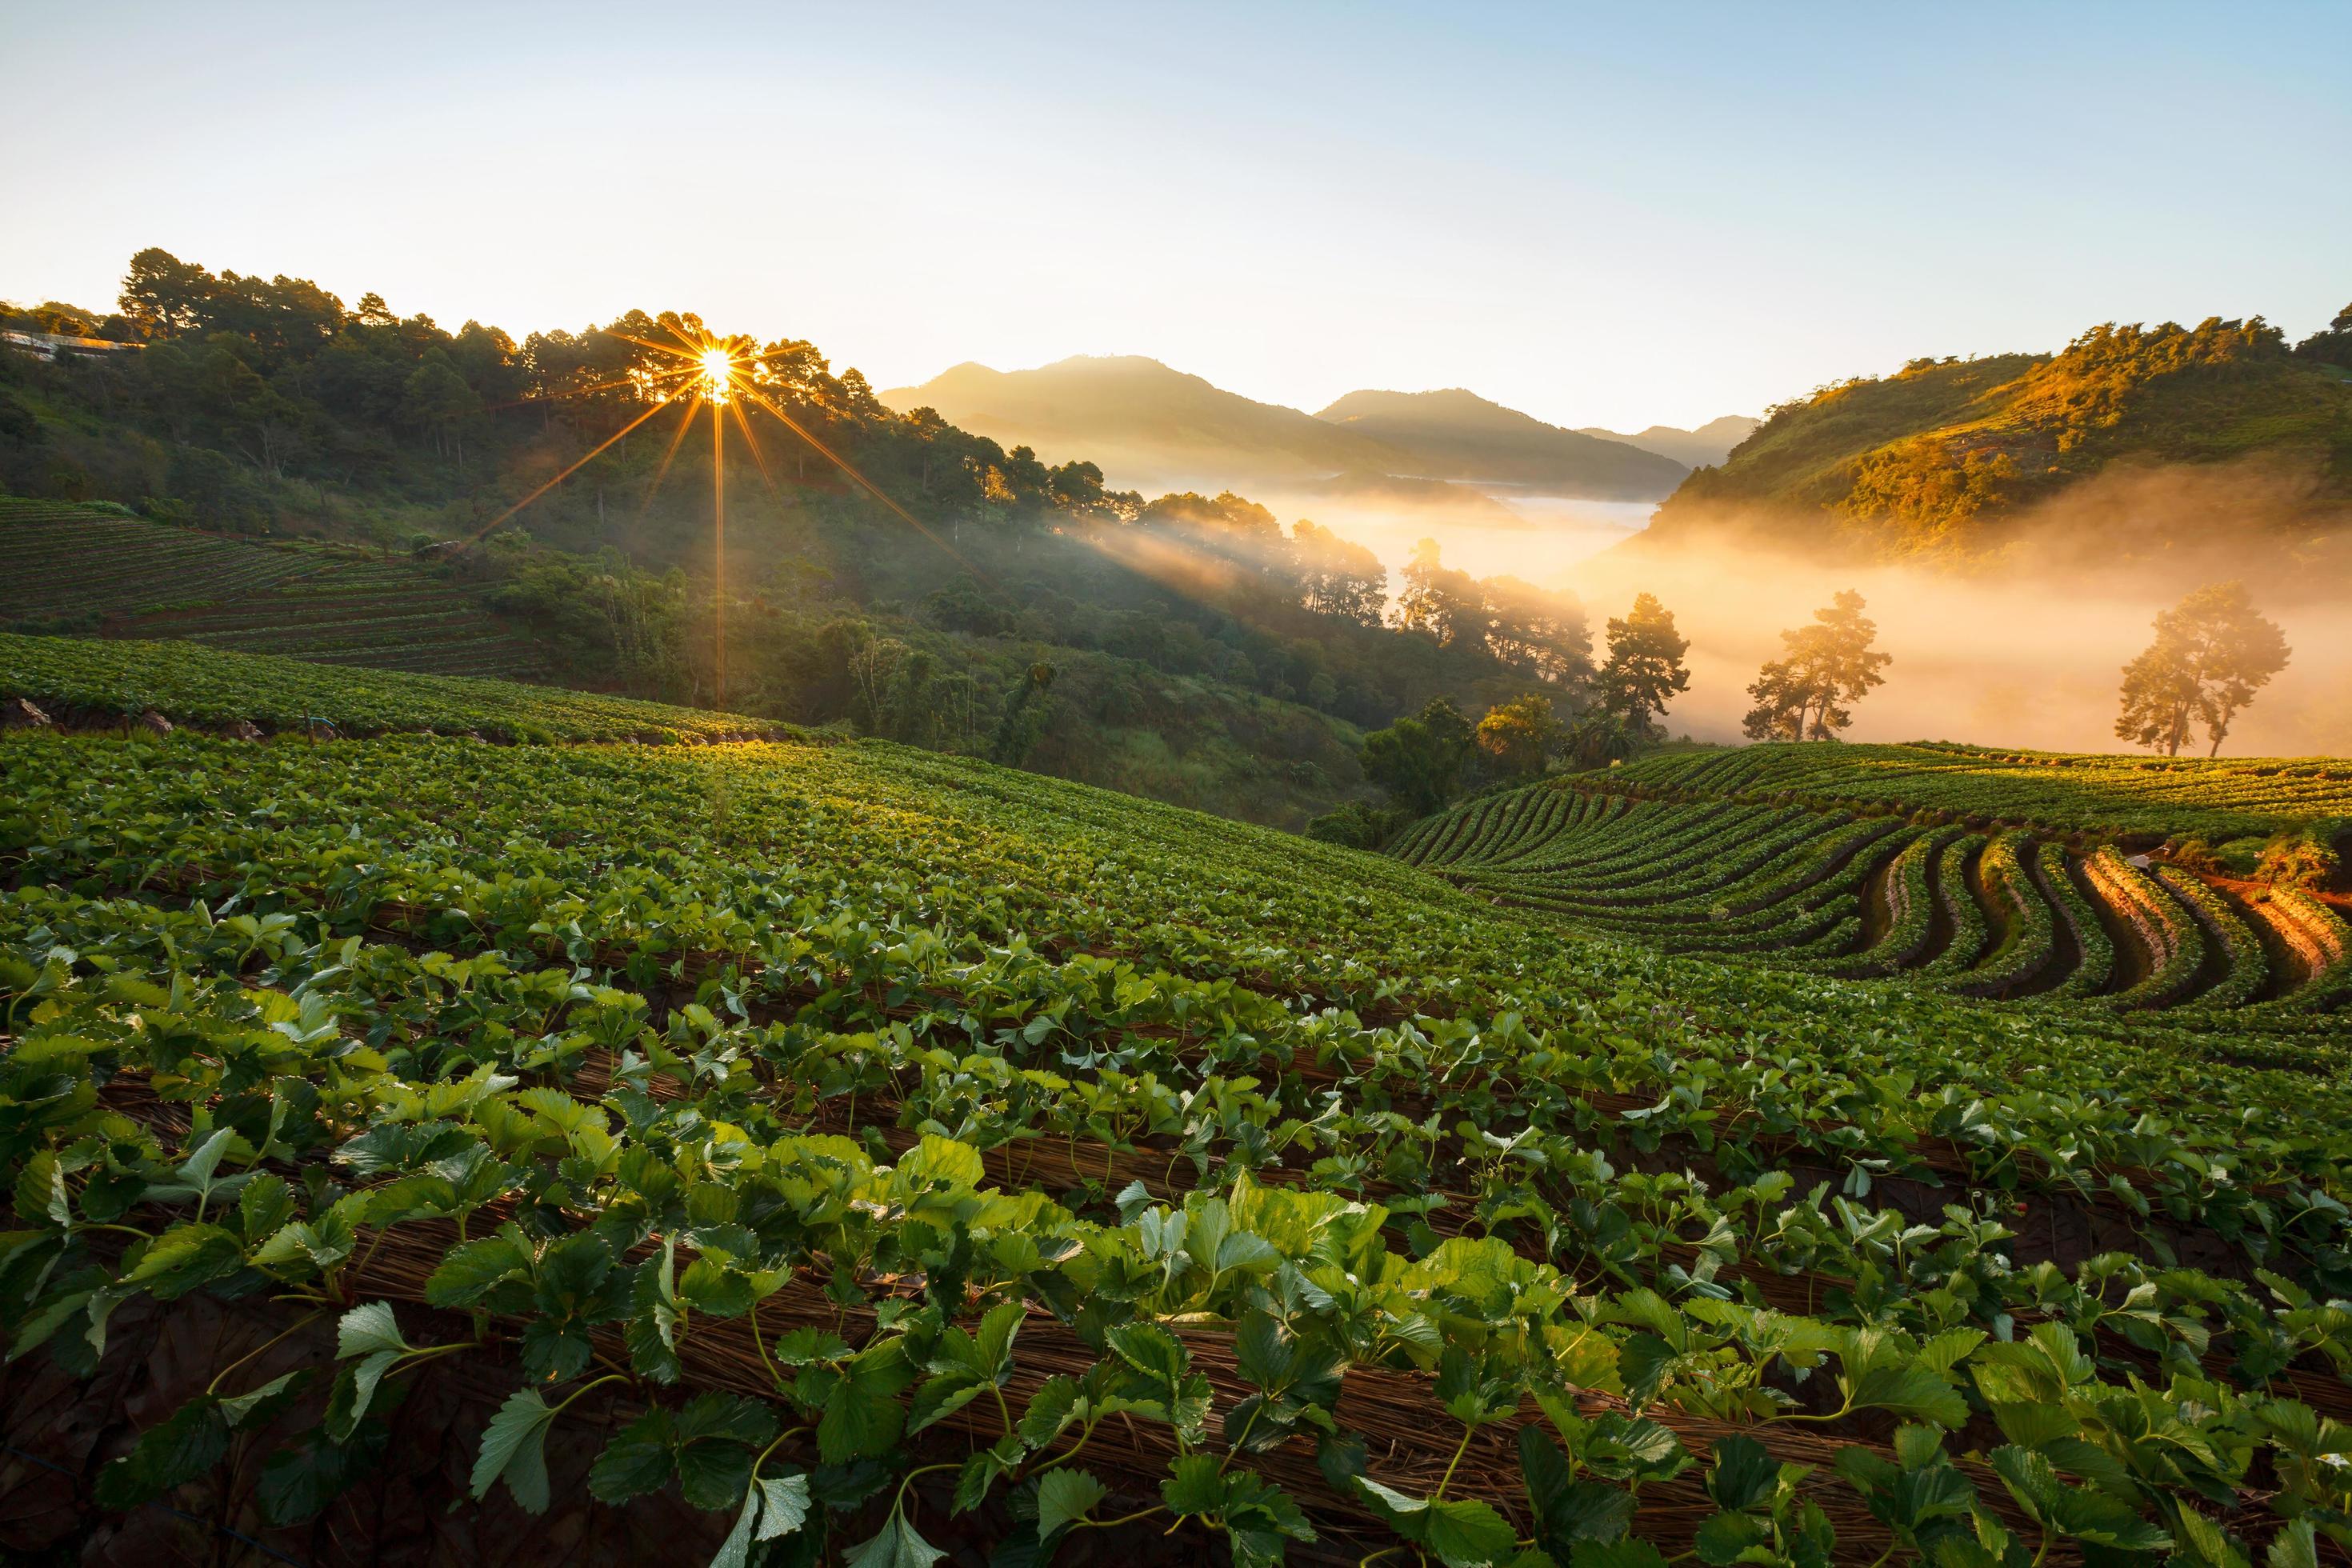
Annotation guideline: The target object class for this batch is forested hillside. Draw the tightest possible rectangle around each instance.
[1636,312,2352,569]
[0,254,1598,826]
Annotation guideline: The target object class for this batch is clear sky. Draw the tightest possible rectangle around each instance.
[5,1,2346,430]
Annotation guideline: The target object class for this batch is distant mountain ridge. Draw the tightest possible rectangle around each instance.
[885,356,1714,504]
[881,355,1402,490]
[1313,387,1687,500]
[1574,415,1761,469]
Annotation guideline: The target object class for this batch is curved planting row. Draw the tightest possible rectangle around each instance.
[1399,779,2351,1025]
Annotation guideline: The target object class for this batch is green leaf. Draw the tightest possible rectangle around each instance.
[257,1421,386,1526]
[1424,1498,1518,1567]
[904,1134,986,1190]
[335,1300,412,1359]
[1162,1452,1228,1516]
[119,1222,244,1299]
[1215,1230,1281,1274]
[678,1258,757,1318]
[906,1368,986,1435]
[236,1174,295,1243]
[1234,1311,1294,1391]
[93,1395,229,1510]
[1987,1446,2059,1522]
[755,1474,811,1538]
[848,1511,947,1568]
[326,1349,402,1442]
[534,1230,614,1310]
[470,1386,558,1514]
[686,1181,742,1227]
[218,1370,302,1430]
[678,1441,758,1514]
[710,1484,764,1568]
[425,1234,530,1307]
[589,1410,676,1504]
[1018,1376,1082,1446]
[818,1340,913,1463]
[1704,1434,1777,1513]
[1694,1512,1769,1566]
[2043,1486,2170,1553]
[975,1299,1024,1376]
[16,1152,70,1227]
[1036,1467,1109,1538]
[1569,1542,1671,1568]
[1845,1364,1966,1429]
[954,1436,1026,1514]
[1105,1321,1187,1389]
[2267,1519,2318,1568]
[177,1127,234,1190]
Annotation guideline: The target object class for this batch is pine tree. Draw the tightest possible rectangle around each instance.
[1596,593,1690,739]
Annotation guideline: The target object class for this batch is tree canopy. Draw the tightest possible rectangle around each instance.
[2114,581,2290,757]
[1595,592,1690,738]
[1740,589,1892,741]
[1358,696,1477,815]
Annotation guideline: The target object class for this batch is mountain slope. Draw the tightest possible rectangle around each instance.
[1574,414,1760,469]
[1314,386,1688,498]
[1636,318,2352,568]
[881,355,1407,487]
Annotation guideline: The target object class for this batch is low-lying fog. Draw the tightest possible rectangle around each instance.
[1253,466,2352,758]
[1252,484,1651,580]
[1566,546,2352,757]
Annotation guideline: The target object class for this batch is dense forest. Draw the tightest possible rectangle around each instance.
[0,250,1603,824]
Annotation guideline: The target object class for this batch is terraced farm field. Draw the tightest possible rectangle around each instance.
[0,630,775,742]
[1394,770,2352,1030]
[0,497,550,678]
[3,642,2350,1567]
[1606,742,2352,850]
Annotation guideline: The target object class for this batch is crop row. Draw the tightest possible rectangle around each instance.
[1400,782,2352,1026]
[1599,741,2352,853]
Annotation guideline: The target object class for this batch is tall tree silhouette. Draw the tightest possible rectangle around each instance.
[1742,590,1892,741]
[2115,582,2290,756]
[1596,593,1690,739]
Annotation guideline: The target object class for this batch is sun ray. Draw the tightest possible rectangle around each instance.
[454,396,673,550]
[728,398,784,500]
[608,330,706,364]
[712,391,726,705]
[482,366,696,413]
[736,386,986,578]
[635,390,705,518]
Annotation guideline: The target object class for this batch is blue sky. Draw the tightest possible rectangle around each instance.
[5,1,2346,429]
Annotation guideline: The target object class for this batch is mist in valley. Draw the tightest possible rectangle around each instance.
[1223,455,2352,759]
[1559,460,2352,757]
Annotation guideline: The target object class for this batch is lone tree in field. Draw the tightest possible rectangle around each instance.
[2115,581,2290,756]
[1741,589,1893,741]
[1596,592,1690,741]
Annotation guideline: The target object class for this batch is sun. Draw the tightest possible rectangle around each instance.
[699,346,734,402]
